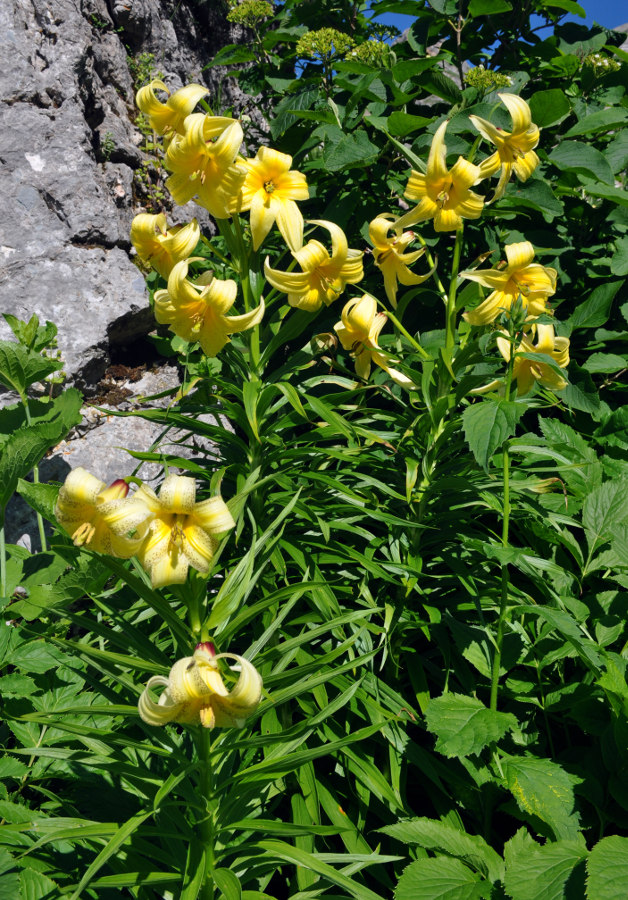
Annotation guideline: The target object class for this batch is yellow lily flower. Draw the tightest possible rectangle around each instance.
[497,324,569,396]
[130,213,200,279]
[470,93,540,200]
[461,240,557,326]
[135,474,235,588]
[228,146,309,252]
[154,259,265,357]
[138,642,262,729]
[334,294,414,388]
[368,214,432,308]
[164,113,244,218]
[263,220,363,312]
[396,121,484,232]
[135,80,209,137]
[55,468,152,558]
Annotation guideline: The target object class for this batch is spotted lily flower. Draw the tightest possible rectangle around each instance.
[164,113,244,218]
[368,214,433,308]
[134,474,235,588]
[497,324,569,396]
[154,259,264,357]
[228,147,309,251]
[461,241,557,326]
[135,80,209,137]
[130,213,200,279]
[264,220,363,312]
[396,121,484,232]
[470,94,540,200]
[55,468,152,558]
[138,642,262,729]
[334,294,414,388]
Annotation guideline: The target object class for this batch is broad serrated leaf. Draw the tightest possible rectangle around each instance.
[394,857,491,900]
[381,818,503,882]
[16,481,60,524]
[504,756,580,840]
[0,423,63,508]
[322,129,380,171]
[504,838,587,900]
[549,141,614,185]
[463,399,524,470]
[0,341,61,396]
[425,693,517,757]
[583,479,628,556]
[586,835,628,900]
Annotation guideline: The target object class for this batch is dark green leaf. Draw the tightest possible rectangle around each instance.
[503,838,587,900]
[549,141,614,184]
[394,857,491,900]
[462,399,524,470]
[425,693,517,757]
[587,835,628,900]
[565,108,628,137]
[528,90,571,127]
[504,756,580,840]
[568,281,622,329]
[469,0,512,13]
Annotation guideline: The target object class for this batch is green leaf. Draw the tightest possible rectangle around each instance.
[0,423,63,509]
[469,0,512,13]
[462,399,524,471]
[422,70,462,104]
[504,177,564,219]
[587,835,628,900]
[549,141,614,184]
[425,693,517,758]
[16,481,59,524]
[322,129,380,171]
[205,44,255,67]
[504,838,587,900]
[270,89,318,139]
[257,840,384,900]
[381,818,503,882]
[19,867,59,900]
[504,756,580,840]
[561,364,600,415]
[528,90,571,127]
[568,281,622,329]
[565,108,628,137]
[578,178,628,208]
[213,868,242,900]
[387,111,432,137]
[605,131,628,175]
[582,353,627,374]
[0,341,62,397]
[394,857,491,900]
[610,237,628,277]
[541,0,585,13]
[583,479,628,556]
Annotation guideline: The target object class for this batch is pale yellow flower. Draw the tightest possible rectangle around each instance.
[135,475,234,588]
[138,642,262,729]
[368,214,432,308]
[334,294,414,388]
[264,220,363,311]
[396,121,484,232]
[164,113,244,218]
[55,468,152,558]
[135,80,209,137]
[497,324,569,396]
[470,93,540,200]
[228,147,309,251]
[130,213,200,279]
[154,259,265,357]
[461,241,557,326]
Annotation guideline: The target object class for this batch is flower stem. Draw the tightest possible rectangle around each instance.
[23,399,47,552]
[489,348,515,712]
[0,509,6,599]
[384,307,430,361]
[445,228,464,353]
[196,728,215,900]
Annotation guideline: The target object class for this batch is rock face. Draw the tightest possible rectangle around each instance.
[0,0,248,547]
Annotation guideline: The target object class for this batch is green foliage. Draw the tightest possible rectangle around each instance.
[2,0,628,896]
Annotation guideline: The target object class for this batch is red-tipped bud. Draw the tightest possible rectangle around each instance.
[195,641,217,658]
[100,479,130,502]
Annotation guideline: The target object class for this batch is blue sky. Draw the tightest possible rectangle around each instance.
[374,1,627,35]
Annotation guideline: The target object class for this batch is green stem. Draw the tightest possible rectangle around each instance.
[384,307,430,361]
[23,398,47,552]
[445,228,464,353]
[489,348,515,712]
[231,216,261,373]
[0,508,6,599]
[196,728,215,900]
[416,235,448,302]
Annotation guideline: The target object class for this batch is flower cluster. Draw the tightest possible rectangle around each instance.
[295,28,356,61]
[226,0,273,27]
[55,470,234,589]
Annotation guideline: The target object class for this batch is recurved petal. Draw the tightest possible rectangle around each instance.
[469,114,506,148]
[450,157,482,192]
[534,323,557,354]
[404,171,427,202]
[165,172,197,206]
[198,321,232,357]
[394,197,438,231]
[343,294,377,339]
[275,169,309,201]
[368,213,397,250]
[211,653,263,726]
[167,84,209,124]
[308,220,348,264]
[512,150,539,182]
[499,92,533,133]
[477,151,502,181]
[148,550,190,588]
[223,297,265,334]
[212,120,245,170]
[492,162,512,201]
[340,249,365,283]
[505,241,536,271]
[463,291,510,326]
[434,207,462,232]
[167,219,201,260]
[167,259,204,307]
[273,198,304,252]
[98,497,153,538]
[130,212,167,257]
[456,192,484,221]
[182,523,217,573]
[138,676,178,725]
[427,120,450,180]
[264,257,311,294]
[204,276,238,315]
[293,239,330,273]
[193,496,235,534]
[133,484,163,514]
[257,146,293,175]
[354,347,373,380]
[159,474,197,513]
